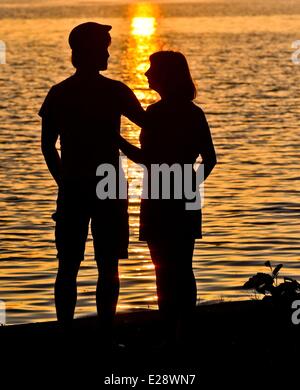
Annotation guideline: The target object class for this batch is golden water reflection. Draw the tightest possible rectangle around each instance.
[121,2,161,211]
[123,3,161,203]
[131,17,156,37]
[126,3,161,105]
[119,4,162,309]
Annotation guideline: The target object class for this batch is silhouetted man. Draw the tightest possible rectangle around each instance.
[39,22,144,338]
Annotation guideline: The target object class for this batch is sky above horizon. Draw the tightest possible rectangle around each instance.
[0,0,258,4]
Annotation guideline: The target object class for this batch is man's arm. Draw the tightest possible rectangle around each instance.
[41,117,62,187]
[119,83,147,128]
[125,104,146,129]
[117,134,147,165]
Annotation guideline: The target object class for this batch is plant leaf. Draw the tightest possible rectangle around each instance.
[243,273,274,294]
[265,261,272,271]
[273,264,283,277]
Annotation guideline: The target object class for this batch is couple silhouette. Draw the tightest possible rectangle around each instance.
[39,22,217,347]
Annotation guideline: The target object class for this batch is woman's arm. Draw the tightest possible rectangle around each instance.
[198,109,217,182]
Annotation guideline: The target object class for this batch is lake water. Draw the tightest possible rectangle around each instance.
[1,0,300,324]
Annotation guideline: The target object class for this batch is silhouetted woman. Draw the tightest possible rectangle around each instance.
[118,51,217,346]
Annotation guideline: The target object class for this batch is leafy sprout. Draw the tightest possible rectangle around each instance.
[243,262,300,303]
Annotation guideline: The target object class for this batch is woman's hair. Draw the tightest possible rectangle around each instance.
[149,51,197,101]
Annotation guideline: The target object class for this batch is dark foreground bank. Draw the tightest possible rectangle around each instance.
[1,300,299,385]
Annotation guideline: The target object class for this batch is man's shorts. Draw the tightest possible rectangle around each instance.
[52,179,129,261]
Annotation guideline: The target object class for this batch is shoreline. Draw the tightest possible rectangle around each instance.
[1,299,299,375]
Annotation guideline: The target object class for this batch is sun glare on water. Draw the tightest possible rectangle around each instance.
[131,17,156,37]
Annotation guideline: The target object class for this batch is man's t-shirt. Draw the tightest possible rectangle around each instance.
[39,73,143,180]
